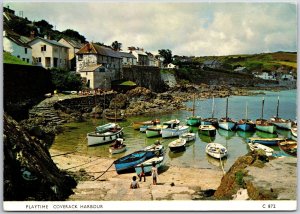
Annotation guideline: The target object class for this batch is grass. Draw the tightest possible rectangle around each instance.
[119,81,136,86]
[235,171,244,186]
[276,61,297,69]
[3,52,32,66]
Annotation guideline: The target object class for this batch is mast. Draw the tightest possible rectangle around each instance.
[276,96,279,118]
[261,97,265,119]
[211,97,215,118]
[245,102,248,120]
[192,94,195,117]
[114,103,117,123]
[225,97,228,119]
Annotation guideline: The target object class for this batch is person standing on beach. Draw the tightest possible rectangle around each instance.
[151,162,158,185]
[138,164,146,182]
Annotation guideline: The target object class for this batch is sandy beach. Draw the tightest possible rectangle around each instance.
[50,149,224,201]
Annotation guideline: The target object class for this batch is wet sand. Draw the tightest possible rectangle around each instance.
[50,149,224,201]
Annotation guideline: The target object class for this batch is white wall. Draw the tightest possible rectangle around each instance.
[3,37,32,64]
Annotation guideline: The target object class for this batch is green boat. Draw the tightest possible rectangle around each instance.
[255,98,276,134]
[146,125,168,138]
[186,94,201,126]
[186,116,202,126]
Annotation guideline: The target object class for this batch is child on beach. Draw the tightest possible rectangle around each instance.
[130,176,139,189]
[151,162,158,185]
[138,164,146,182]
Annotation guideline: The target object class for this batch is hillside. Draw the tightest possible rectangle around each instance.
[3,52,32,66]
[193,51,297,72]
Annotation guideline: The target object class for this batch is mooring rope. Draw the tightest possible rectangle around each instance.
[219,153,226,175]
[93,162,115,181]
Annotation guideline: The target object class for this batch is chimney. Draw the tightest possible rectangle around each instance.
[30,31,35,40]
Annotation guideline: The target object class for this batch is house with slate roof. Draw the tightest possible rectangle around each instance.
[3,28,32,64]
[76,42,122,89]
[58,37,84,70]
[119,51,137,66]
[28,36,69,69]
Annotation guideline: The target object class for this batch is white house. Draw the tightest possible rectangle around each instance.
[281,74,294,81]
[3,29,32,64]
[76,43,122,89]
[254,72,276,80]
[166,63,178,69]
[58,37,84,70]
[128,48,148,66]
[119,52,137,66]
[28,36,69,69]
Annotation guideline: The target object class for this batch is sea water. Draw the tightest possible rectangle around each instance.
[52,89,297,171]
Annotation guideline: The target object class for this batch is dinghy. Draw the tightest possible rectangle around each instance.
[109,138,126,154]
[168,138,186,152]
[246,137,285,146]
[278,140,297,157]
[180,132,196,142]
[134,156,164,175]
[205,143,228,159]
[248,142,274,156]
[199,125,216,136]
[114,150,147,174]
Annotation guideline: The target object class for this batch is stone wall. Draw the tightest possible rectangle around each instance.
[4,63,53,120]
[122,65,166,92]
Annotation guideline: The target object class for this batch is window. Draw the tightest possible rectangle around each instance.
[26,59,29,63]
[22,58,25,61]
[78,55,83,61]
[41,45,46,52]
[38,57,41,62]
[17,55,20,58]
[25,48,27,54]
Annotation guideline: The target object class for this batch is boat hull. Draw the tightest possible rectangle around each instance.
[134,156,164,175]
[168,138,186,152]
[201,118,219,127]
[236,123,255,132]
[146,125,168,138]
[248,143,274,156]
[272,122,292,130]
[256,125,276,134]
[161,126,189,138]
[109,145,126,154]
[247,137,285,146]
[199,125,216,137]
[218,121,236,131]
[180,133,196,142]
[186,117,201,126]
[87,129,123,146]
[114,151,147,174]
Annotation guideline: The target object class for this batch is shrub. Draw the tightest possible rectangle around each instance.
[50,68,83,92]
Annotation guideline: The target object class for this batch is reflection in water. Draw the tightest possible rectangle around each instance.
[276,129,292,138]
[218,129,236,139]
[168,149,185,160]
[256,130,278,138]
[198,133,216,143]
[206,154,227,168]
[237,130,255,139]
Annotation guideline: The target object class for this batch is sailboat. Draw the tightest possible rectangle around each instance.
[270,96,292,130]
[236,102,255,131]
[218,97,236,131]
[186,94,201,126]
[201,97,218,127]
[255,97,276,134]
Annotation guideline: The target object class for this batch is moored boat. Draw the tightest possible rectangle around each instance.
[163,119,180,128]
[168,138,186,152]
[161,125,190,138]
[95,123,119,132]
[218,97,236,131]
[134,156,164,175]
[248,142,274,156]
[186,94,201,126]
[198,125,216,136]
[114,150,148,174]
[246,137,285,146]
[278,140,297,157]
[132,119,160,130]
[143,142,164,158]
[291,126,297,138]
[255,98,276,134]
[87,127,124,146]
[201,97,218,127]
[145,125,168,138]
[109,138,126,154]
[180,132,196,142]
[205,143,228,159]
[269,96,292,130]
[237,102,255,132]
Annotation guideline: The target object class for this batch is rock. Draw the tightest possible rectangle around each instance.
[4,113,76,200]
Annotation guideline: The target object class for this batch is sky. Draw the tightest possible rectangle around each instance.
[4,1,298,56]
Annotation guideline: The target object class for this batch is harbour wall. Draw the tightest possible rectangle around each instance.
[122,65,166,92]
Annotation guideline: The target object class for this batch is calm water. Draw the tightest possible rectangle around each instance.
[52,89,297,171]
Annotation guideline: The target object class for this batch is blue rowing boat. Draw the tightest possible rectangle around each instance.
[114,150,147,174]
[246,137,285,146]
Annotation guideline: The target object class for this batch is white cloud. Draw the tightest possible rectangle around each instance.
[7,2,297,56]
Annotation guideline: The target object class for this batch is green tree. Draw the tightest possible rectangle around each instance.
[158,49,172,64]
[61,29,86,43]
[50,69,83,91]
[111,41,122,51]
